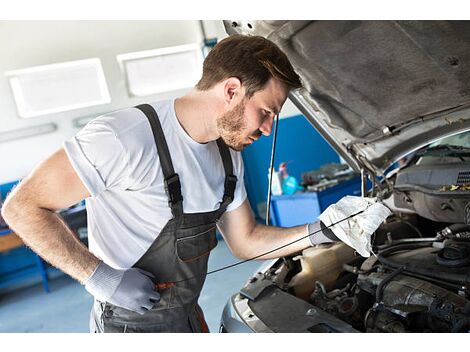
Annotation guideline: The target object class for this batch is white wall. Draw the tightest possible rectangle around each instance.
[0,20,227,184]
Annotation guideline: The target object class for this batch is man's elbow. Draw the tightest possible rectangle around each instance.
[225,231,255,261]
[230,248,251,261]
[2,193,21,226]
[1,187,32,227]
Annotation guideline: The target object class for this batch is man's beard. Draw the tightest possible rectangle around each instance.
[216,98,249,151]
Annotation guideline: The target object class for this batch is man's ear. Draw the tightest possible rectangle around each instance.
[223,77,243,103]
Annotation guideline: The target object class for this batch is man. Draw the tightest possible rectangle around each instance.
[1,34,389,333]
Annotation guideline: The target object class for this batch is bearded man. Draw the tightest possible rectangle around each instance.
[1,34,389,333]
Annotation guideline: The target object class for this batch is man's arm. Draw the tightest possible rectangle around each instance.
[1,147,99,283]
[217,199,311,260]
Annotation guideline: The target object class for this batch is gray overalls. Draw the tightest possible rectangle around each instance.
[90,104,237,333]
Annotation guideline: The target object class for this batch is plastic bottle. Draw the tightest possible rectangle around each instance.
[268,167,283,196]
[279,162,302,195]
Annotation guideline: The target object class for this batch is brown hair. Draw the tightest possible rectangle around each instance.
[196,34,302,97]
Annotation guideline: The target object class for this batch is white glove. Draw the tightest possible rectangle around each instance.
[319,196,392,257]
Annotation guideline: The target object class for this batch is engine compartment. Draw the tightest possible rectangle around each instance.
[233,132,470,333]
[266,216,470,333]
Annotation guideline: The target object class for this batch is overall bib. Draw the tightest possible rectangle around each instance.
[90,104,237,333]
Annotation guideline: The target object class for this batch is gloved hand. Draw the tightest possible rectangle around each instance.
[84,262,161,315]
[318,196,392,257]
[307,221,339,246]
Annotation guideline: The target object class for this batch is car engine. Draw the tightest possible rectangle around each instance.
[272,216,470,333]
[229,142,470,333]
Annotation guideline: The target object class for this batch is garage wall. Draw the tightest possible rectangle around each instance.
[0,20,226,184]
[0,20,229,293]
[0,21,340,221]
[242,102,341,220]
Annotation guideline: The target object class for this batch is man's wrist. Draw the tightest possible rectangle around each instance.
[84,261,124,301]
[308,221,339,246]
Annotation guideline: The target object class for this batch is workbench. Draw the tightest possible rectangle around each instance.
[0,228,51,293]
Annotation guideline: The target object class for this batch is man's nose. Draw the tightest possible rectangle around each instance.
[259,117,274,136]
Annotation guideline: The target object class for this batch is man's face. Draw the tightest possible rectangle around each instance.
[217,78,289,151]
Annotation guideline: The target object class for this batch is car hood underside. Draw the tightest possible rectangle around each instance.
[224,20,470,174]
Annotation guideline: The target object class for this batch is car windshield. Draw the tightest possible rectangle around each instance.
[417,130,470,158]
[392,130,470,170]
[429,130,470,148]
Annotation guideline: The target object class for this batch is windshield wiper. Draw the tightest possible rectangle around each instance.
[417,144,470,160]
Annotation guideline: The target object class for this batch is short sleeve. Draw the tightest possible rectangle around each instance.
[225,150,247,212]
[63,118,130,198]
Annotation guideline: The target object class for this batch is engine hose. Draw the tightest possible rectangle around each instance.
[377,243,470,285]
[377,242,432,257]
[375,266,404,303]
[375,237,438,251]
[447,223,470,236]
[399,270,465,291]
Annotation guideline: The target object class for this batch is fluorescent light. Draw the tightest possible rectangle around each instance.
[117,44,203,97]
[6,58,111,118]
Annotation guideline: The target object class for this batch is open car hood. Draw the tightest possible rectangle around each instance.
[224,20,470,175]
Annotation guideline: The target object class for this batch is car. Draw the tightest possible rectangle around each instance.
[220,20,470,333]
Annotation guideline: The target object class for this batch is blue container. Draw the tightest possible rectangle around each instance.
[270,192,321,227]
[317,177,363,212]
[269,176,363,227]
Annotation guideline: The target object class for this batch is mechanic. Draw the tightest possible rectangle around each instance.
[1,34,390,333]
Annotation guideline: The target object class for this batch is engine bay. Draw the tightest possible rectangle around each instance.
[230,132,470,333]
[264,216,470,332]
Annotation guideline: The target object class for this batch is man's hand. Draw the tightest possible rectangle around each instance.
[85,262,161,315]
[319,196,392,257]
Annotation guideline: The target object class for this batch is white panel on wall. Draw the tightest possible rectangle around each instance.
[117,44,203,97]
[6,58,111,118]
[0,123,57,143]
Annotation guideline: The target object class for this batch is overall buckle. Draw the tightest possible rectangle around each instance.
[164,173,183,207]
[223,174,238,201]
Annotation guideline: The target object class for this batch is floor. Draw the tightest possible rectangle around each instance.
[0,240,263,333]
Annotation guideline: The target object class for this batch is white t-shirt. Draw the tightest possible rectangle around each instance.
[64,99,247,269]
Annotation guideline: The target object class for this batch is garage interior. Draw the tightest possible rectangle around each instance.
[0,20,357,332]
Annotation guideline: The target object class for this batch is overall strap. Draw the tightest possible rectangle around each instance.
[216,138,237,211]
[135,104,183,217]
